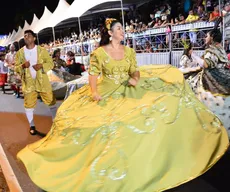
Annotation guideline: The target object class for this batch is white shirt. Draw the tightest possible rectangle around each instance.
[24,45,37,79]
[0,60,8,74]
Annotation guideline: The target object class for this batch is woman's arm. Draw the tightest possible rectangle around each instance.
[128,71,140,86]
[89,75,98,93]
[88,51,102,101]
[128,48,140,86]
[89,75,102,101]
[130,71,140,81]
[191,53,208,68]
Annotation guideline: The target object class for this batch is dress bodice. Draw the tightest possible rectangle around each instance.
[89,46,139,85]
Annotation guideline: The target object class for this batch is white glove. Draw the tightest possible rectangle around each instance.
[191,53,205,68]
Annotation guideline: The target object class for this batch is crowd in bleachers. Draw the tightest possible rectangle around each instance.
[42,1,227,42]
[33,0,230,55]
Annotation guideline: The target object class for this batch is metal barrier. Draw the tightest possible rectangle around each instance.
[125,21,214,52]
[51,21,214,66]
[74,51,204,67]
[52,21,214,55]
[136,52,170,65]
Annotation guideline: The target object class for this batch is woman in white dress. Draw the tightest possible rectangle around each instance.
[179,43,201,74]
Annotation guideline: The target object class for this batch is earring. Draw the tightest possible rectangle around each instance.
[109,36,112,41]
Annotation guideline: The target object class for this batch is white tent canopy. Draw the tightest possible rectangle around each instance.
[55,0,121,27]
[3,0,125,45]
[1,32,13,46]
[8,27,22,45]
[33,6,52,33]
[15,20,30,42]
[45,0,70,29]
[30,14,39,31]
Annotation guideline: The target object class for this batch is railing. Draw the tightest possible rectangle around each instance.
[51,21,214,54]
[50,21,214,66]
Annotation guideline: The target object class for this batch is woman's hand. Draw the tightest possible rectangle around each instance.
[128,77,138,87]
[92,92,102,101]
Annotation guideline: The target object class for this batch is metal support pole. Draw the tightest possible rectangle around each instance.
[223,15,225,48]
[217,0,225,48]
[78,17,84,64]
[120,0,126,45]
[169,32,172,64]
[52,27,56,46]
[205,0,207,12]
[36,33,40,45]
[132,34,136,51]
[218,0,222,33]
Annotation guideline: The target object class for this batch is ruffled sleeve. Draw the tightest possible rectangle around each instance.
[180,55,190,68]
[88,51,102,76]
[129,48,139,74]
[204,51,218,68]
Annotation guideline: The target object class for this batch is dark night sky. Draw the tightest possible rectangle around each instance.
[0,0,74,34]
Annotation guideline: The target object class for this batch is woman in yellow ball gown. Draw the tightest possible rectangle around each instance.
[17,19,229,192]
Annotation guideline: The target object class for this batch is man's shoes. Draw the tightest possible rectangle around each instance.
[29,126,37,135]
[29,126,46,138]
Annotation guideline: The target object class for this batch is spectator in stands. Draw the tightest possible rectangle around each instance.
[144,41,153,53]
[174,17,180,25]
[206,0,214,12]
[158,43,163,51]
[129,25,135,33]
[185,9,199,23]
[160,5,170,22]
[209,4,220,22]
[125,22,130,32]
[154,18,162,27]
[197,4,208,21]
[130,19,138,30]
[141,23,147,31]
[223,2,230,16]
[185,9,199,44]
[162,15,173,26]
[148,13,156,28]
[52,49,67,71]
[165,24,172,45]
[179,14,186,24]
[155,8,161,18]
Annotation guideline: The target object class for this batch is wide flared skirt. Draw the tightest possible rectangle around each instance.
[18,65,229,192]
[187,71,230,137]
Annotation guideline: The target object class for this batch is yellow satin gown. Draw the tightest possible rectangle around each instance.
[18,46,229,192]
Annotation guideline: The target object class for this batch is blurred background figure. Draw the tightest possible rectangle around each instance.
[0,52,8,94]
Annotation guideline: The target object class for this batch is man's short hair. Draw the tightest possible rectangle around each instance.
[24,30,36,37]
